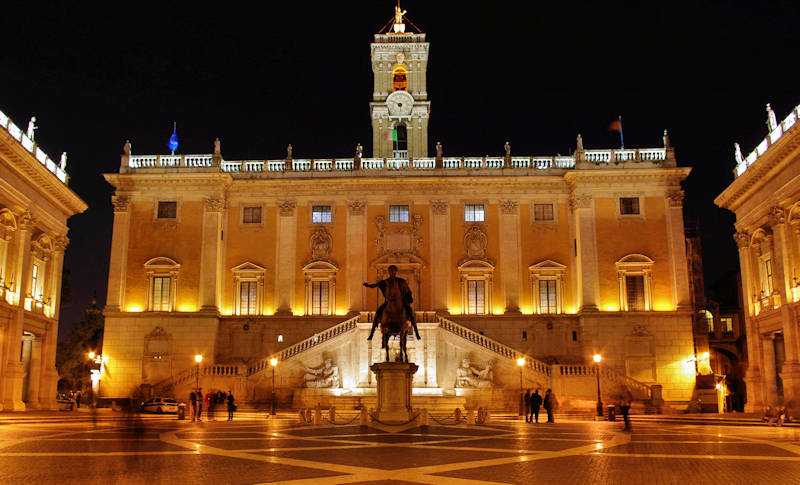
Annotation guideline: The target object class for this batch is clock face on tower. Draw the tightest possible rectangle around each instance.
[386,90,414,116]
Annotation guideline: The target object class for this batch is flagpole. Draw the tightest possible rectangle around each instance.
[618,115,624,149]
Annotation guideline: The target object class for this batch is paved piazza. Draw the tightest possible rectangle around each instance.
[1,412,800,484]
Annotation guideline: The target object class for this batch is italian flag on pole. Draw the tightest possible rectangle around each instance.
[383,128,397,142]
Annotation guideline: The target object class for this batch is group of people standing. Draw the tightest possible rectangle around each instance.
[524,388,557,423]
[188,389,235,421]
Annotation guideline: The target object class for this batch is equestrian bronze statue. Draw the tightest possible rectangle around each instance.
[363,265,420,362]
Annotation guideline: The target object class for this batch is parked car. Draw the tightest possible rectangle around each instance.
[140,397,179,414]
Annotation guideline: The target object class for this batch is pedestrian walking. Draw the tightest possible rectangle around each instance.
[189,390,197,421]
[524,390,532,422]
[196,388,203,421]
[227,390,236,421]
[530,389,543,423]
[543,388,557,423]
[204,391,212,420]
[620,388,633,431]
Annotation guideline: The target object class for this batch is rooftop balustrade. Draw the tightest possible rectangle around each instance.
[123,146,671,177]
[734,103,800,178]
[0,109,69,184]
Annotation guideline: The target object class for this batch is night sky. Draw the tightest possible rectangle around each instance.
[1,1,798,338]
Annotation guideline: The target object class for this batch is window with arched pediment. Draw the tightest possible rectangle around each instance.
[144,257,180,312]
[616,254,654,311]
[303,260,338,316]
[458,259,494,315]
[529,260,566,314]
[231,262,266,315]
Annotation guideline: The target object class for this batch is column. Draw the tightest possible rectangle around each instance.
[346,200,367,312]
[49,238,67,318]
[25,337,42,408]
[38,320,59,409]
[199,197,224,310]
[665,191,691,310]
[2,211,33,410]
[771,208,800,398]
[429,200,450,311]
[735,232,765,412]
[571,193,599,311]
[499,200,521,313]
[105,195,131,312]
[275,201,297,315]
[762,336,779,406]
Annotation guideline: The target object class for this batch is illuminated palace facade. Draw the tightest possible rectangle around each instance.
[101,16,697,409]
[716,102,800,412]
[0,110,86,410]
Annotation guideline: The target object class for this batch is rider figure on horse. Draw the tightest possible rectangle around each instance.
[363,265,421,341]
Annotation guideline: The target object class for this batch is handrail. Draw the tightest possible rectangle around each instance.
[436,315,551,377]
[247,315,360,376]
[555,364,651,399]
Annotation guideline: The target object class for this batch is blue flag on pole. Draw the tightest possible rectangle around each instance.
[167,122,179,153]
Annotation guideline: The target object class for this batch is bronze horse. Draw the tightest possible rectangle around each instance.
[379,278,411,362]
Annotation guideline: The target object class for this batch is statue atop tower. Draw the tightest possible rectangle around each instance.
[393,4,407,33]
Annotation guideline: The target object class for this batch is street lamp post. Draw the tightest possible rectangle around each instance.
[270,357,278,416]
[194,354,203,391]
[593,354,603,417]
[516,357,525,418]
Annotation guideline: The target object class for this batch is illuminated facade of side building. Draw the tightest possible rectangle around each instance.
[716,102,800,412]
[0,110,87,410]
[100,13,697,409]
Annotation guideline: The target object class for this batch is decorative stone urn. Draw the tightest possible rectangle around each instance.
[370,361,418,423]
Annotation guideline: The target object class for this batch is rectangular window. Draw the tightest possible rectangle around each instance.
[30,263,39,297]
[721,317,733,334]
[764,259,774,294]
[534,203,554,221]
[389,205,409,223]
[157,201,177,219]
[464,204,485,222]
[242,206,262,224]
[311,280,329,315]
[239,281,258,315]
[706,312,715,333]
[466,280,486,315]
[152,276,171,311]
[625,275,645,311]
[312,205,332,224]
[539,280,557,313]
[620,197,640,215]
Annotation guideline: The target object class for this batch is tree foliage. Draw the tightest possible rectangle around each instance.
[56,299,104,391]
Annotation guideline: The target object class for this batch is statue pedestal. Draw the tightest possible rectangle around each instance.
[370,362,418,423]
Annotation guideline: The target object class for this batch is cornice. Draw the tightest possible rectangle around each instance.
[0,131,87,216]
[564,167,691,188]
[715,129,800,211]
[104,172,233,192]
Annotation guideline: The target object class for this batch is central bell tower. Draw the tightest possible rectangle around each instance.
[370,7,430,159]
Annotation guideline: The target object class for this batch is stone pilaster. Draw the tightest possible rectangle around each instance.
[199,197,225,310]
[570,194,599,311]
[105,195,131,311]
[346,200,367,312]
[275,200,297,315]
[761,336,779,407]
[1,212,33,410]
[734,232,766,412]
[429,200,450,311]
[499,200,521,313]
[665,191,691,310]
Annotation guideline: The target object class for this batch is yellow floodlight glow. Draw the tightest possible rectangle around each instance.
[194,354,203,363]
[593,354,602,363]
[126,305,143,312]
[88,352,96,359]
[516,357,525,367]
[270,357,278,367]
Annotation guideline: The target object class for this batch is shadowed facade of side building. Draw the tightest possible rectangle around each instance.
[716,102,800,413]
[100,9,698,412]
[0,110,86,410]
